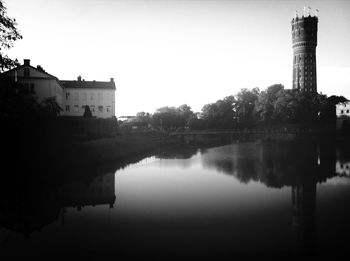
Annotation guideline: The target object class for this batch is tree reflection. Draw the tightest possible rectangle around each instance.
[201,141,344,257]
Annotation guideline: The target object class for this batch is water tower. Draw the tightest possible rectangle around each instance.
[292,7,318,93]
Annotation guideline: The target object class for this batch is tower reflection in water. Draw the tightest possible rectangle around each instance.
[201,141,345,256]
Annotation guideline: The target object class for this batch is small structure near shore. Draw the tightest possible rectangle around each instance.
[336,101,350,131]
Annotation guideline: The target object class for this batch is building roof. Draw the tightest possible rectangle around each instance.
[1,62,59,80]
[336,101,350,107]
[60,79,116,90]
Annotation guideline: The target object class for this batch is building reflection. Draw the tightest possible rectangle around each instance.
[60,173,115,211]
[201,141,347,257]
[0,172,115,242]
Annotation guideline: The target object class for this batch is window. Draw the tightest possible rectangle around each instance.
[90,105,95,112]
[30,83,35,93]
[107,106,111,112]
[74,92,79,101]
[98,93,103,101]
[347,110,349,113]
[90,93,95,101]
[98,106,103,112]
[66,92,70,100]
[74,105,79,112]
[24,68,30,77]
[341,110,344,114]
[66,105,70,112]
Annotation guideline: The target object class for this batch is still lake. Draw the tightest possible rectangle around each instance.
[1,141,350,259]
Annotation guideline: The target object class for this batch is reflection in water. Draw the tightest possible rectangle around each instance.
[0,173,115,242]
[200,141,340,256]
[0,141,350,258]
[201,141,336,186]
[291,183,316,256]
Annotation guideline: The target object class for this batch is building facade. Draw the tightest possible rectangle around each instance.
[336,101,350,130]
[0,59,64,108]
[292,8,318,93]
[0,59,116,118]
[60,76,116,118]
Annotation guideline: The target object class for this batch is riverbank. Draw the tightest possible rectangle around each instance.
[48,131,182,182]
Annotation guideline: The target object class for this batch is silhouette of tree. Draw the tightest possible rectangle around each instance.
[200,96,236,129]
[0,0,22,72]
[319,95,348,125]
[255,84,284,123]
[151,105,195,131]
[233,88,259,127]
[135,111,151,127]
[40,97,62,117]
[83,105,92,118]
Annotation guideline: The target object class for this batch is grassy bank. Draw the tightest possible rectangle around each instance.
[48,131,181,183]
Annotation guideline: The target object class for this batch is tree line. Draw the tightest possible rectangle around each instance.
[122,84,348,131]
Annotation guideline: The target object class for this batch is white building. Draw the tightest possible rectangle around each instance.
[336,161,350,177]
[0,59,64,108]
[0,59,116,118]
[336,101,350,130]
[60,76,116,118]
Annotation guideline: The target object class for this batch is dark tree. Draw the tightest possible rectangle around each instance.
[40,97,62,117]
[234,88,260,127]
[83,105,92,118]
[255,84,284,123]
[319,95,348,126]
[200,96,236,129]
[0,0,22,72]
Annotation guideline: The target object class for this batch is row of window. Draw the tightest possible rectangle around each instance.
[296,67,314,76]
[340,109,350,114]
[293,30,315,38]
[294,54,314,64]
[65,92,112,101]
[295,81,314,86]
[339,164,349,170]
[65,105,112,113]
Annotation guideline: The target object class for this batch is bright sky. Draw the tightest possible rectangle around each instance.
[5,0,350,116]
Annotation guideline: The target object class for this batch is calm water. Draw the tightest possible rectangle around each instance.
[1,141,350,259]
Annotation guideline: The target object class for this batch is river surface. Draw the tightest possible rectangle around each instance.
[1,141,350,259]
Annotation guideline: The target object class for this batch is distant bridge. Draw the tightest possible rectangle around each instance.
[169,129,319,136]
[169,129,321,142]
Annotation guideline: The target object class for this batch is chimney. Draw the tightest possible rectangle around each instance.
[77,75,82,81]
[24,59,30,66]
[37,65,44,71]
[110,77,114,83]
